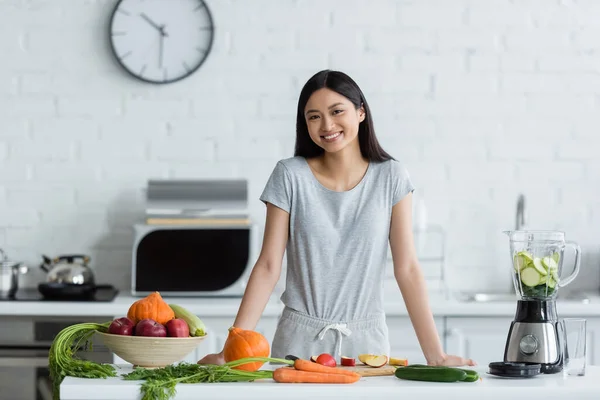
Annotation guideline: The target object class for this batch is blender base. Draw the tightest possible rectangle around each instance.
[503,300,563,374]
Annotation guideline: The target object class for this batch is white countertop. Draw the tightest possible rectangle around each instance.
[60,364,600,400]
[2,292,600,318]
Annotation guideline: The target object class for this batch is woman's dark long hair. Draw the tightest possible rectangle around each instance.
[294,70,393,162]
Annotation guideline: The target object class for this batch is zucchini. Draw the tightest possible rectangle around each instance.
[401,364,479,382]
[395,366,467,382]
[169,304,207,337]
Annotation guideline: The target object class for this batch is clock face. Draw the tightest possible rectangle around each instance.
[109,0,214,84]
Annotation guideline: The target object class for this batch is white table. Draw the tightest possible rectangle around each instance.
[60,365,600,400]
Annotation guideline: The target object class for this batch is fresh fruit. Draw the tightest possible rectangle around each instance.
[127,292,175,325]
[135,318,167,337]
[108,317,135,336]
[169,304,206,337]
[165,318,190,337]
[358,353,375,363]
[362,354,388,367]
[223,327,270,371]
[310,355,319,363]
[340,356,356,366]
[395,366,467,382]
[389,357,408,366]
[316,353,337,367]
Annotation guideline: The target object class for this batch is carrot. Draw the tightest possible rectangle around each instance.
[293,359,360,377]
[273,367,360,384]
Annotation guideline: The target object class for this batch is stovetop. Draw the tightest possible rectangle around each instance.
[0,284,119,302]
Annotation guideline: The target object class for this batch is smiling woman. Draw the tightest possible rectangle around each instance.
[198,70,475,368]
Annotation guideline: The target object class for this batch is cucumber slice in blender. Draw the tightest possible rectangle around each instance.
[520,267,542,287]
[550,268,559,282]
[513,254,528,271]
[532,257,548,276]
[542,256,558,270]
[551,252,560,264]
[517,251,534,263]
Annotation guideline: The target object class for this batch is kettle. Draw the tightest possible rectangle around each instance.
[40,255,95,285]
[0,249,28,299]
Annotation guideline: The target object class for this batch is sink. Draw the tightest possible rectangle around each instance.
[455,292,591,304]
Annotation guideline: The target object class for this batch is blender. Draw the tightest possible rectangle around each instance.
[496,230,581,376]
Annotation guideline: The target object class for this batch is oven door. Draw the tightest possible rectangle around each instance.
[0,347,53,400]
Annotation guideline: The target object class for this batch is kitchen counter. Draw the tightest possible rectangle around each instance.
[60,365,600,400]
[2,292,600,318]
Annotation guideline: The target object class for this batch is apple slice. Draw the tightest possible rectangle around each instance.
[316,353,336,367]
[363,354,388,368]
[310,355,319,363]
[389,357,408,366]
[340,356,356,367]
[358,353,376,364]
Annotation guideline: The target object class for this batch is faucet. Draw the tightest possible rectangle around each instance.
[516,194,525,230]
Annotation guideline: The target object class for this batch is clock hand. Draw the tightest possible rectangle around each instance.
[159,31,164,69]
[140,13,162,32]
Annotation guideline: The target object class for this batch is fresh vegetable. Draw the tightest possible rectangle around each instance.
[340,356,356,366]
[273,367,361,384]
[513,251,560,298]
[293,359,359,376]
[127,292,175,325]
[316,353,337,367]
[389,357,408,366]
[108,317,135,336]
[123,357,293,400]
[169,303,207,337]
[49,322,117,400]
[399,364,479,382]
[223,327,270,371]
[165,318,190,337]
[395,366,467,382]
[362,354,388,367]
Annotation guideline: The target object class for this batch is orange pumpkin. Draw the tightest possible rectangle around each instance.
[223,327,270,371]
[127,292,174,325]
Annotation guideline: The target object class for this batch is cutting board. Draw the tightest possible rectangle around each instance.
[336,364,397,377]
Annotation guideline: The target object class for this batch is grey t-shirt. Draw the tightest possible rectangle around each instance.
[259,156,415,322]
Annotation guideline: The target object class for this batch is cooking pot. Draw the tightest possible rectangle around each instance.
[39,254,96,298]
[0,249,28,299]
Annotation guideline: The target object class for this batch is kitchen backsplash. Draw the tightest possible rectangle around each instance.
[0,0,599,293]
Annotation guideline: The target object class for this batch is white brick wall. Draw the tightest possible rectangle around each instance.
[0,0,599,293]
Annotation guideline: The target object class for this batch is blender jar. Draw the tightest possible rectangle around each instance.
[504,230,581,300]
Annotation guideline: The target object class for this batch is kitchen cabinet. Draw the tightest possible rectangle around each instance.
[387,316,445,364]
[445,317,600,367]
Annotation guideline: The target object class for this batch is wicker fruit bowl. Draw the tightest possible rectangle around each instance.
[96,331,207,368]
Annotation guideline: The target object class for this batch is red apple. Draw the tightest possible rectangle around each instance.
[340,356,356,367]
[166,318,189,337]
[316,353,336,367]
[108,317,135,336]
[135,318,167,337]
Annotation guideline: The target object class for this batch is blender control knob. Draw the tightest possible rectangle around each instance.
[519,334,539,355]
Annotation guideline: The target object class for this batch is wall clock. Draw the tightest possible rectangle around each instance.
[109,0,214,84]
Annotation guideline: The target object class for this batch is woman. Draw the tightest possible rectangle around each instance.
[199,70,475,367]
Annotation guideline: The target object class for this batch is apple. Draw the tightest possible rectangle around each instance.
[389,357,408,366]
[316,353,336,367]
[166,318,190,337]
[362,354,388,368]
[310,355,319,363]
[135,318,167,337]
[340,356,356,367]
[108,317,135,336]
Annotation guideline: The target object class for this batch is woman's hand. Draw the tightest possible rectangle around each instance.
[197,351,225,365]
[428,353,477,367]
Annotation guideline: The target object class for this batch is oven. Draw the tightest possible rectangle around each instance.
[0,315,114,400]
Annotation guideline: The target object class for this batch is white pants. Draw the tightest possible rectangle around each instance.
[270,306,391,360]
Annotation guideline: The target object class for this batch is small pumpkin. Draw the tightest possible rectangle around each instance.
[223,327,270,371]
[127,292,174,325]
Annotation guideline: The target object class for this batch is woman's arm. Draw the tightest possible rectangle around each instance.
[232,202,290,330]
[389,193,475,366]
